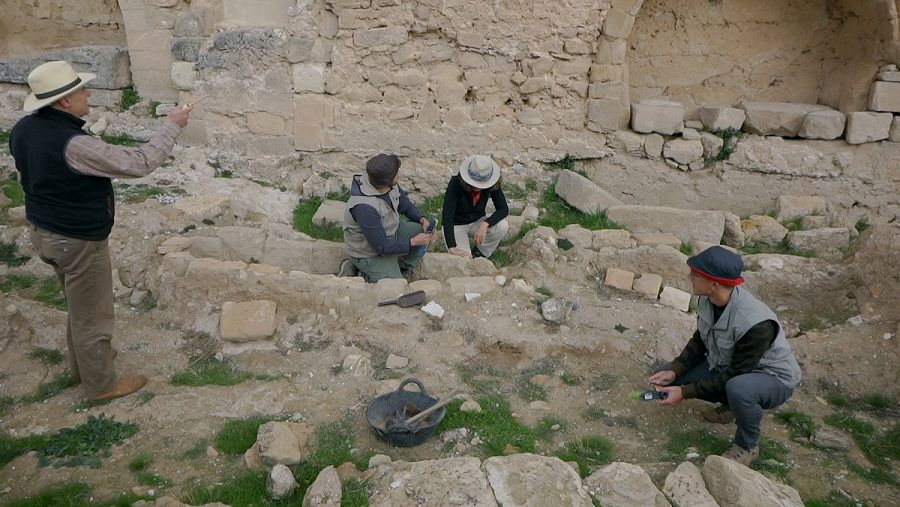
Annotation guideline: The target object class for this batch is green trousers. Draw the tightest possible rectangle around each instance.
[350,221,427,283]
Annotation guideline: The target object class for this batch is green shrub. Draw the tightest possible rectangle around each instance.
[215,416,272,454]
[554,436,614,477]
[38,414,138,468]
[439,395,537,455]
[0,241,29,267]
[119,86,141,111]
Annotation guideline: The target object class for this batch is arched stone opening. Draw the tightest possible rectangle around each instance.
[618,0,899,118]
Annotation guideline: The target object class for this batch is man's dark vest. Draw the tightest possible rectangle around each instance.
[10,107,114,240]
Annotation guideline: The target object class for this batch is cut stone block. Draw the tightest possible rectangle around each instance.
[877,71,900,82]
[631,100,684,135]
[171,62,197,91]
[891,116,900,142]
[554,169,624,214]
[644,133,664,158]
[592,229,636,250]
[659,286,691,312]
[311,199,345,227]
[785,228,850,256]
[632,232,681,248]
[776,195,827,222]
[606,205,725,244]
[220,300,277,342]
[353,26,408,48]
[0,46,132,89]
[801,215,829,229]
[632,273,663,299]
[605,267,635,290]
[588,99,621,132]
[845,112,892,145]
[741,215,788,246]
[663,139,704,165]
[601,9,636,39]
[740,102,831,137]
[293,63,326,93]
[699,106,745,131]
[798,110,846,140]
[868,81,900,112]
[699,132,724,159]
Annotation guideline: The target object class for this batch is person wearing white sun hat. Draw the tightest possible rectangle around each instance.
[9,60,193,401]
[441,154,509,259]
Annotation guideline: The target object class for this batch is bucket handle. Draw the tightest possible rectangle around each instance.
[396,377,429,397]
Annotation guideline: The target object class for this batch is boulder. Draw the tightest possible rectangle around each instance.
[663,462,719,507]
[644,133,664,158]
[663,139,704,165]
[367,457,497,506]
[583,462,669,507]
[268,464,299,501]
[798,110,846,140]
[302,465,341,506]
[554,170,624,214]
[739,102,831,137]
[868,81,900,112]
[631,99,684,135]
[220,300,277,342]
[659,286,691,312]
[558,225,594,249]
[257,422,305,466]
[722,211,745,248]
[699,106,746,131]
[311,199,346,227]
[632,273,663,299]
[485,454,593,507]
[845,112,892,145]
[606,205,725,244]
[592,229,636,250]
[785,228,850,257]
[775,195,827,222]
[702,455,803,507]
[741,216,788,246]
[700,132,724,159]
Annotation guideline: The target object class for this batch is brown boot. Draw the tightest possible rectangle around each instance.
[722,444,759,467]
[90,375,147,401]
[702,403,736,424]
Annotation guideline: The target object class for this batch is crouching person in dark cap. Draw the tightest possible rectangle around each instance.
[649,246,801,466]
[341,154,434,282]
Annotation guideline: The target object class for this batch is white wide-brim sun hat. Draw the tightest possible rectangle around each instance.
[459,154,501,189]
[23,60,96,112]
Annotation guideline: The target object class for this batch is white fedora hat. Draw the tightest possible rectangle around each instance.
[459,154,501,189]
[23,61,96,112]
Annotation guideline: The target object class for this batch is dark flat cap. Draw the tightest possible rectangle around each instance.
[687,245,745,286]
[366,154,401,188]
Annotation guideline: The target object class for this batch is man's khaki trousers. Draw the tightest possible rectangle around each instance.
[30,225,117,397]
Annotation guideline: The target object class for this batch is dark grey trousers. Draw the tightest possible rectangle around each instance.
[658,359,794,450]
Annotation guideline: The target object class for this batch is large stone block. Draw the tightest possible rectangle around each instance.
[293,94,334,151]
[217,226,267,261]
[739,102,831,137]
[262,236,345,274]
[785,228,850,257]
[741,216,788,246]
[631,100,684,135]
[868,81,900,112]
[171,62,197,91]
[293,63,326,93]
[171,37,203,62]
[606,205,725,244]
[311,199,346,227]
[601,9,636,39]
[0,46,131,89]
[223,0,293,27]
[776,195,827,222]
[584,462,669,507]
[699,106,745,131]
[663,462,718,507]
[486,454,592,507]
[845,112,892,145]
[605,267,635,291]
[662,139,703,165]
[587,99,621,132]
[247,111,287,136]
[174,10,206,37]
[368,457,497,506]
[891,116,900,142]
[702,455,803,507]
[592,229,636,250]
[353,26,408,48]
[659,286,691,312]
[220,300,277,341]
[798,110,845,140]
[554,170,624,214]
[632,273,663,299]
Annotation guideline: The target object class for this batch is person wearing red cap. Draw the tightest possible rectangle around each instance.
[648,246,801,466]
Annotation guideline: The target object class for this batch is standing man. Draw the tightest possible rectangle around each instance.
[342,154,433,282]
[9,61,192,401]
[649,246,801,466]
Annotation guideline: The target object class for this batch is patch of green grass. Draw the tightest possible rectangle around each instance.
[128,452,153,472]
[774,410,816,440]
[804,490,869,507]
[136,472,170,487]
[149,100,160,118]
[27,347,65,366]
[34,277,67,310]
[535,416,567,441]
[0,273,65,310]
[854,218,869,235]
[752,437,791,482]
[679,242,693,256]
[186,471,294,506]
[0,432,49,468]
[0,395,14,415]
[439,395,537,456]
[214,167,234,178]
[170,357,258,387]
[4,482,92,507]
[557,237,574,250]
[120,86,141,111]
[292,197,344,242]
[180,439,208,460]
[489,247,514,267]
[825,414,899,473]
[22,373,77,403]
[560,372,581,385]
[341,478,369,507]
[419,194,443,218]
[554,436,614,477]
[516,358,557,402]
[545,155,574,171]
[114,183,166,203]
[457,361,506,397]
[781,217,804,232]
[0,241,30,267]
[538,184,621,232]
[589,373,618,392]
[517,381,548,402]
[536,287,554,298]
[709,128,744,162]
[0,129,9,147]
[666,429,730,459]
[37,414,139,468]
[848,460,898,486]
[215,416,271,455]
[0,272,36,291]
[101,134,139,147]
[293,415,367,496]
[582,406,607,420]
[504,178,538,201]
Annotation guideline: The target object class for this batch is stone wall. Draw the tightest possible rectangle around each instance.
[0,0,125,56]
[628,0,899,115]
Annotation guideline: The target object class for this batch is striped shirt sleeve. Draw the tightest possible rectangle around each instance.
[64,120,182,179]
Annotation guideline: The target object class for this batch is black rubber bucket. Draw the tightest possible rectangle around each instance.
[366,378,446,447]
